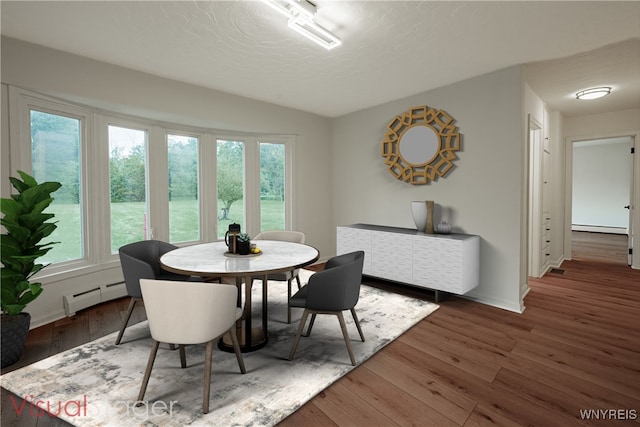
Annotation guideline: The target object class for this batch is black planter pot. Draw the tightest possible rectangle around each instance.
[237,241,251,255]
[1,312,31,368]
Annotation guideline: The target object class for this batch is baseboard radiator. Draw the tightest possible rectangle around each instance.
[63,282,127,316]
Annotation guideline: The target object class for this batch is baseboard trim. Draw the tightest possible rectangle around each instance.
[460,293,524,314]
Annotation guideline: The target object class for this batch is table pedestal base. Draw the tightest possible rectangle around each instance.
[218,326,268,353]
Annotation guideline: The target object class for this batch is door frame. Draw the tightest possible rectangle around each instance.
[564,131,639,269]
[528,116,544,277]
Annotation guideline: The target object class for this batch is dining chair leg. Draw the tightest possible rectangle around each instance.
[289,309,310,361]
[228,330,246,374]
[337,312,356,366]
[350,308,365,342]
[179,345,187,368]
[138,340,160,402]
[203,340,214,414]
[115,297,139,345]
[304,313,317,337]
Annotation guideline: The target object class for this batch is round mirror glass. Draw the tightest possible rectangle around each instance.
[399,125,440,165]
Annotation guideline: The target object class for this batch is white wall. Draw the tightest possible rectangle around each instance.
[1,37,334,327]
[332,66,525,313]
[564,108,640,138]
[573,139,632,229]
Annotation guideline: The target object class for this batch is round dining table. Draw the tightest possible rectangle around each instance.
[160,240,319,352]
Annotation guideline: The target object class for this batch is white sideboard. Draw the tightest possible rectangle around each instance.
[337,224,480,302]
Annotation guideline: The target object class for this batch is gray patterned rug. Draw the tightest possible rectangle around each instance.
[1,270,438,426]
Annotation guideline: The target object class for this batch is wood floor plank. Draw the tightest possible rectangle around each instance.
[511,336,640,398]
[521,305,640,351]
[493,368,617,427]
[498,365,640,424]
[310,382,398,427]
[277,401,338,427]
[341,364,460,427]
[432,297,535,333]
[463,405,527,427]
[400,321,503,382]
[88,300,123,341]
[525,287,640,321]
[364,349,475,425]
[425,311,518,353]
[529,322,640,362]
[49,313,90,356]
[376,341,588,427]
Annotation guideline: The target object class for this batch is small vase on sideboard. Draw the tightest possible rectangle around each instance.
[436,221,452,234]
[411,200,434,234]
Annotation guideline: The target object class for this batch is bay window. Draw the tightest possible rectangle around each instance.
[9,87,294,277]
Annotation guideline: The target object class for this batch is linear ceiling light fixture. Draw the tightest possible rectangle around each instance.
[260,0,341,50]
[576,87,611,100]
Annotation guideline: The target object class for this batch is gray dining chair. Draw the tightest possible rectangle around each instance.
[252,230,306,323]
[137,279,246,414]
[288,251,365,366]
[116,240,190,345]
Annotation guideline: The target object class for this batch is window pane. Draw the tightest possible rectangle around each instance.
[217,139,244,239]
[260,142,285,230]
[109,125,147,252]
[30,110,82,263]
[168,134,199,243]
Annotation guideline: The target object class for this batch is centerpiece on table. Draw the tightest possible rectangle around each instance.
[236,233,251,255]
[235,233,262,255]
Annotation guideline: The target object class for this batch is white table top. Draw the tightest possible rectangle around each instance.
[160,240,319,277]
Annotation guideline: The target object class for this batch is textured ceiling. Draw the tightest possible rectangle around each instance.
[1,1,639,118]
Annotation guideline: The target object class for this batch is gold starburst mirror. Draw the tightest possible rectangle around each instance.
[381,105,460,185]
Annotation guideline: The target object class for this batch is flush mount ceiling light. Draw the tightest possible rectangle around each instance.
[260,0,341,50]
[576,87,612,100]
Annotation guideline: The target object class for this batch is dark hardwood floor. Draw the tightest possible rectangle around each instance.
[2,232,639,426]
[571,230,629,265]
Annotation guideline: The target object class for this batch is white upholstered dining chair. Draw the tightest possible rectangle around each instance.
[137,279,246,414]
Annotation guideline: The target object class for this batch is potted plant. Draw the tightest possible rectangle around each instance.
[1,171,61,368]
[236,233,251,255]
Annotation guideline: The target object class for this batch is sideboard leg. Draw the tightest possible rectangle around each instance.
[434,290,450,303]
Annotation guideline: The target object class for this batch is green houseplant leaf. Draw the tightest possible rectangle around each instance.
[1,171,61,316]
[237,233,251,243]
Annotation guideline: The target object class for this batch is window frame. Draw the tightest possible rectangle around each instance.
[9,87,93,276]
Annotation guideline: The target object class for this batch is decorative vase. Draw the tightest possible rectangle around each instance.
[1,312,31,368]
[436,221,452,234]
[411,200,434,234]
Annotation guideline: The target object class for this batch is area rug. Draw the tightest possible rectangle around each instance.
[1,270,439,426]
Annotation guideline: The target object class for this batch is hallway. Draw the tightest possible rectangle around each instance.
[571,230,629,265]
